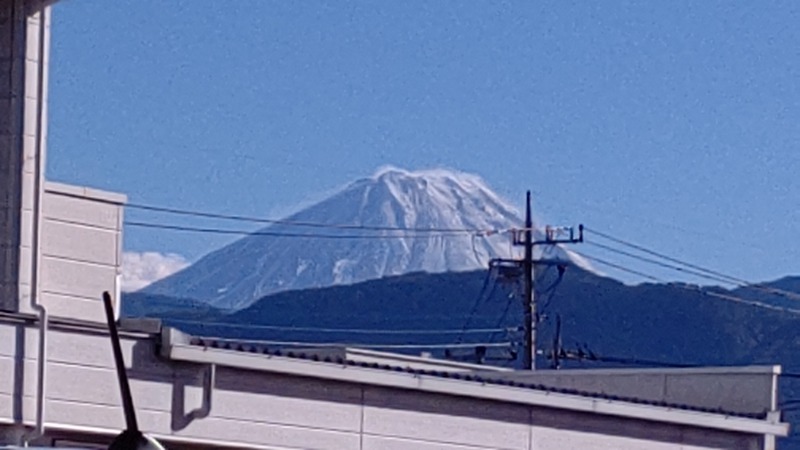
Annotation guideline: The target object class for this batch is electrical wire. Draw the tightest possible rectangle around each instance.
[125,221,484,240]
[572,250,800,315]
[586,227,800,301]
[586,241,740,286]
[126,202,495,234]
[195,336,516,349]
[548,348,700,369]
[571,250,663,283]
[166,318,511,335]
[456,266,499,344]
[489,292,518,343]
[542,196,767,252]
[586,227,743,280]
[701,290,800,314]
[537,265,565,317]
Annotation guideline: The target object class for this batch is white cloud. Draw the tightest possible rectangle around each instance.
[121,252,189,292]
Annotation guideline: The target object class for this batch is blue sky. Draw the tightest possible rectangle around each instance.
[47,1,800,286]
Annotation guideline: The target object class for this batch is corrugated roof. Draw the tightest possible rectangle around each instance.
[188,337,768,420]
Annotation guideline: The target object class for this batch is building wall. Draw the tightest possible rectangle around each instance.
[482,366,779,418]
[0,0,51,313]
[39,182,125,322]
[0,322,763,450]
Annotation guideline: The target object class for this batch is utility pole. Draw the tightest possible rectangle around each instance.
[508,191,583,370]
[522,191,534,370]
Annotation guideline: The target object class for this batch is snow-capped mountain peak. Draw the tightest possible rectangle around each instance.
[142,167,586,311]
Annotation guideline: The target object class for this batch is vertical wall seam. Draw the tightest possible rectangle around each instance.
[528,407,533,450]
[359,386,365,450]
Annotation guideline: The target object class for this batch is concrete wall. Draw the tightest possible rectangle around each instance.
[480,366,779,418]
[0,0,51,313]
[0,322,764,450]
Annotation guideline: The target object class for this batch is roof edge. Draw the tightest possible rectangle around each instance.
[45,181,127,204]
[474,364,782,377]
[164,339,789,437]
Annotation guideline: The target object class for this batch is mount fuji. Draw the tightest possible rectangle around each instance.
[142,167,589,311]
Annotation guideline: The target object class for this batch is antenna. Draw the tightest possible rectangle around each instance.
[102,292,166,450]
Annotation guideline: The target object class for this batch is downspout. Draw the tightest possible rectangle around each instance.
[162,329,217,420]
[23,1,49,445]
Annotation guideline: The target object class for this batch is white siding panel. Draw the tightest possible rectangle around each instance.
[0,356,18,399]
[32,361,362,435]
[363,387,529,450]
[42,193,120,230]
[678,427,761,450]
[35,328,128,368]
[0,363,362,449]
[0,393,13,422]
[0,327,363,437]
[532,427,683,450]
[0,325,20,357]
[40,256,116,300]
[1,327,150,371]
[166,414,361,450]
[42,219,118,265]
[39,292,106,324]
[32,361,173,411]
[18,245,32,288]
[44,398,359,450]
[23,329,159,373]
[5,396,360,450]
[0,357,169,409]
[18,208,32,251]
[209,372,363,433]
[35,187,123,322]
[43,329,137,368]
[363,435,504,450]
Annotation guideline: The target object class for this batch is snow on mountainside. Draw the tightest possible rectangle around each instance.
[142,167,588,311]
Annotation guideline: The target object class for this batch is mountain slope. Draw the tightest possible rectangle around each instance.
[125,268,800,449]
[137,268,800,368]
[142,167,585,311]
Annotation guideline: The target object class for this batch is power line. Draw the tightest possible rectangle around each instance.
[571,250,800,315]
[538,196,767,253]
[572,250,663,282]
[586,241,738,286]
[457,266,500,344]
[127,202,494,234]
[586,227,745,283]
[197,336,516,350]
[701,290,800,314]
[490,292,517,343]
[585,227,800,302]
[546,347,701,369]
[537,265,566,317]
[557,350,800,387]
[124,221,485,240]
[166,318,514,335]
